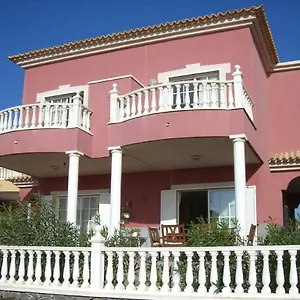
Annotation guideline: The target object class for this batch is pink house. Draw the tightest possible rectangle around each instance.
[1,5,299,239]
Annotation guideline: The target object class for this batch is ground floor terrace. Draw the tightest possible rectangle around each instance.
[1,140,300,298]
[0,134,283,241]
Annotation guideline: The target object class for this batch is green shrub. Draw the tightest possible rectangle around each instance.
[263,218,300,245]
[0,194,90,247]
[187,217,241,247]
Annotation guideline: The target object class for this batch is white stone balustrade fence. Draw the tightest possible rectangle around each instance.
[0,167,27,180]
[109,65,254,124]
[0,240,299,299]
[0,101,92,134]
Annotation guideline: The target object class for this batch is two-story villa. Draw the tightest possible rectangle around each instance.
[1,5,299,238]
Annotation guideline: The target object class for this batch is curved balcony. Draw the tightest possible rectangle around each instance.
[109,65,254,124]
[0,101,92,134]
[0,167,28,181]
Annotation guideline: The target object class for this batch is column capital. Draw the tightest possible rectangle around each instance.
[65,150,84,157]
[108,146,122,154]
[229,134,247,143]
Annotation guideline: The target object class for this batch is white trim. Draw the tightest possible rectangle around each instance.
[51,189,109,197]
[158,63,231,84]
[171,182,234,191]
[274,60,300,72]
[66,150,84,156]
[36,84,89,106]
[88,74,145,88]
[229,134,248,141]
[13,181,38,188]
[269,165,300,172]
[108,146,122,152]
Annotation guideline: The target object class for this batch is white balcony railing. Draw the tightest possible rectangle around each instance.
[109,65,254,124]
[0,167,28,180]
[0,99,92,134]
[0,232,299,299]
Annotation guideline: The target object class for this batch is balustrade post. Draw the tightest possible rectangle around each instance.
[71,93,83,127]
[109,83,119,122]
[90,225,105,289]
[232,65,244,108]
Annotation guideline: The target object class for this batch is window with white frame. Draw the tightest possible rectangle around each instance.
[169,71,220,106]
[157,63,230,108]
[45,92,85,126]
[58,194,100,232]
[36,84,88,127]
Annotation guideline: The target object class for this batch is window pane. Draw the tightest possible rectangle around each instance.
[209,189,235,218]
[59,210,67,221]
[90,197,100,209]
[59,198,67,209]
[229,203,236,216]
[82,209,90,221]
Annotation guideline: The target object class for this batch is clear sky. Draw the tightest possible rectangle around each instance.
[0,0,299,111]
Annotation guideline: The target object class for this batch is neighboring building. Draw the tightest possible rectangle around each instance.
[0,5,299,237]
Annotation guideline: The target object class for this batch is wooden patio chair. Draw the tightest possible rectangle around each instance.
[247,224,257,246]
[161,224,187,247]
[148,227,162,247]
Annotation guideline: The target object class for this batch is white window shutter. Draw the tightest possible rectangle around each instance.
[245,186,257,230]
[99,193,110,229]
[160,190,178,225]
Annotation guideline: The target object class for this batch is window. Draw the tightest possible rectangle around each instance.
[45,93,75,126]
[176,188,235,227]
[169,72,220,107]
[208,189,235,227]
[58,195,100,232]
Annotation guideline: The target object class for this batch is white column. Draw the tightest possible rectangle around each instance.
[109,146,123,234]
[65,150,83,225]
[230,134,247,239]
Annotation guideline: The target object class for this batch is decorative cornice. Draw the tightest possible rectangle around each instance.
[273,60,300,72]
[8,5,279,71]
[269,151,300,172]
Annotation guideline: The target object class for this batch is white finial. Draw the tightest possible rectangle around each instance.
[233,65,242,76]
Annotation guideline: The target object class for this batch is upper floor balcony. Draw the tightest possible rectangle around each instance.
[0,94,92,135]
[109,65,254,124]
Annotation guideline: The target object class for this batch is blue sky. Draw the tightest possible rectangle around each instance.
[0,0,299,111]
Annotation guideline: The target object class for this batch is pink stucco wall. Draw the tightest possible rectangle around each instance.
[0,128,93,157]
[268,69,300,154]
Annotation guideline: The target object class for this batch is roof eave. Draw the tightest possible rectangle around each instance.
[8,6,279,73]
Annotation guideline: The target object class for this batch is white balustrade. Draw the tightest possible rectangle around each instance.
[0,246,91,288]
[101,245,300,296]
[0,101,92,134]
[0,244,298,298]
[0,167,28,180]
[110,65,254,123]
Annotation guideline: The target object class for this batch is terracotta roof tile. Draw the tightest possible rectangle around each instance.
[269,151,300,166]
[8,5,279,66]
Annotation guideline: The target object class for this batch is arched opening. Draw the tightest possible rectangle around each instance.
[283,176,300,230]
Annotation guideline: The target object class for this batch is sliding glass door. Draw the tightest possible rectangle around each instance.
[208,189,236,227]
